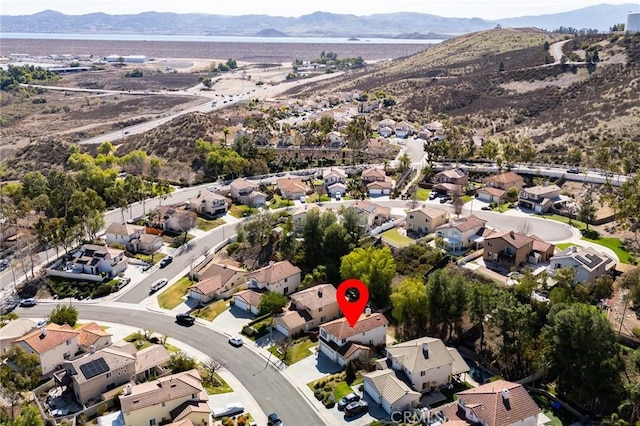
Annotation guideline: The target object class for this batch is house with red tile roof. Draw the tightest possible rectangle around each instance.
[435,215,491,252]
[246,260,301,295]
[188,262,247,304]
[232,289,263,315]
[76,322,112,352]
[13,323,79,375]
[274,284,340,337]
[277,177,311,200]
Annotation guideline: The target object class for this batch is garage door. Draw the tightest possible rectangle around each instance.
[478,191,492,202]
[275,321,289,337]
[233,297,248,312]
[364,380,381,404]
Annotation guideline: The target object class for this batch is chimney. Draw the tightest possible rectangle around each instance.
[502,389,510,400]
[40,327,47,337]
[365,307,372,317]
[269,261,275,268]
[509,231,515,239]
[125,383,132,395]
[318,288,323,298]
[90,345,96,354]
[422,342,429,358]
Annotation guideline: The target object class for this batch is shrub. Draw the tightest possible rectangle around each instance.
[92,284,113,298]
[226,242,240,254]
[96,403,108,416]
[324,395,336,408]
[241,326,256,337]
[314,389,323,400]
[632,327,640,338]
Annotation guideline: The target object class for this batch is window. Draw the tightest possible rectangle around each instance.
[318,307,323,312]
[487,242,492,247]
[284,287,289,294]
[66,340,71,346]
[149,419,156,426]
[420,371,426,377]
[320,329,327,338]
[320,316,326,322]
[162,402,165,407]
[284,277,288,282]
[106,372,111,379]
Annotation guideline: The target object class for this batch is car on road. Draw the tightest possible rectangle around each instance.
[439,196,451,204]
[267,412,283,426]
[0,260,9,271]
[213,402,245,419]
[345,400,369,416]
[150,278,168,293]
[36,319,48,328]
[19,298,37,307]
[567,167,580,174]
[176,313,196,326]
[159,256,173,268]
[228,336,243,347]
[337,393,360,410]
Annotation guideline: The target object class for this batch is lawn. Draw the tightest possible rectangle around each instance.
[167,233,195,248]
[555,242,581,250]
[534,213,587,230]
[196,217,225,232]
[157,277,193,310]
[415,188,431,201]
[268,336,317,365]
[202,372,233,395]
[306,193,331,203]
[492,203,511,213]
[581,236,633,264]
[461,195,474,203]
[269,194,295,209]
[134,252,166,265]
[382,228,414,248]
[195,299,229,321]
[307,372,364,402]
[230,204,258,218]
[532,394,579,426]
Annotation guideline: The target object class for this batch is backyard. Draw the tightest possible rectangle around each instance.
[382,228,414,248]
[157,277,193,309]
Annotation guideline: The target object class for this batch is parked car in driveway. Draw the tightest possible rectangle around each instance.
[19,298,37,307]
[345,400,369,416]
[337,393,360,410]
[159,256,173,268]
[176,313,195,326]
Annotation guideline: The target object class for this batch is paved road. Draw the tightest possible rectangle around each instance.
[15,304,324,426]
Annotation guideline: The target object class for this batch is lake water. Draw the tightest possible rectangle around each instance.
[0,32,444,45]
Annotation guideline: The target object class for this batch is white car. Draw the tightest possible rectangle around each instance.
[228,336,243,347]
[300,196,306,203]
[150,278,168,293]
[213,402,245,418]
[335,192,342,200]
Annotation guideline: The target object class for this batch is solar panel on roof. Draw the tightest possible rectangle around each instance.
[79,357,110,380]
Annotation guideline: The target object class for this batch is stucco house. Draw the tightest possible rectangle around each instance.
[443,380,549,426]
[246,260,301,295]
[363,369,421,415]
[130,233,163,255]
[76,322,112,353]
[13,323,79,375]
[548,246,616,284]
[433,183,464,196]
[274,284,340,337]
[232,289,263,315]
[483,171,524,192]
[0,319,36,354]
[327,182,348,198]
[378,118,396,133]
[484,231,556,270]
[379,126,394,138]
[188,262,246,304]
[323,168,347,188]
[46,244,127,282]
[476,187,508,203]
[354,201,391,231]
[434,169,468,186]
[367,179,393,196]
[105,223,145,248]
[119,369,210,426]
[186,190,229,217]
[406,206,449,235]
[153,206,197,234]
[277,177,311,200]
[292,204,328,231]
[319,312,388,366]
[230,177,266,207]
[394,121,415,138]
[361,167,387,183]
[435,215,489,252]
[326,131,346,147]
[518,184,562,213]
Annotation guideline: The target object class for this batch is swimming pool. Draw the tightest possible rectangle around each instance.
[463,357,494,384]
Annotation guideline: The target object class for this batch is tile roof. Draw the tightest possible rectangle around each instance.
[248,261,301,285]
[290,284,337,311]
[443,380,541,426]
[522,184,561,196]
[354,201,391,217]
[478,187,506,197]
[408,206,448,219]
[77,322,112,347]
[13,323,78,354]
[276,310,312,330]
[485,172,523,186]
[433,183,463,193]
[105,222,144,237]
[485,231,534,250]
[364,369,420,405]
[528,234,554,253]
[386,337,469,375]
[135,344,170,374]
[188,191,227,204]
[70,347,136,383]
[138,233,162,244]
[436,169,466,180]
[0,319,36,341]
[233,289,263,307]
[170,400,211,421]
[277,177,310,193]
[323,168,347,179]
[230,177,258,190]
[120,369,204,414]
[438,215,487,233]
[362,168,387,180]
[367,180,393,190]
[197,261,246,283]
[321,313,388,340]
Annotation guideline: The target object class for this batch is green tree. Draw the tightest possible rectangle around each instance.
[340,247,396,308]
[397,153,412,174]
[341,207,365,244]
[0,347,42,419]
[21,171,48,200]
[546,303,624,412]
[167,351,197,374]
[344,116,372,165]
[1,404,44,425]
[578,190,597,230]
[322,223,352,284]
[468,282,497,352]
[390,277,428,339]
[48,304,79,327]
[258,291,288,316]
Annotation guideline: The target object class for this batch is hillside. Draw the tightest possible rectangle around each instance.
[291,28,640,163]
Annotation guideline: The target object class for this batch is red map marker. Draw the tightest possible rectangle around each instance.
[336,279,369,327]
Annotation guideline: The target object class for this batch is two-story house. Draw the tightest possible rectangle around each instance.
[443,380,549,426]
[364,337,468,415]
[13,324,79,375]
[518,184,562,213]
[0,319,36,354]
[277,177,311,200]
[394,121,415,138]
[153,206,197,234]
[406,206,449,235]
[246,260,301,295]
[229,177,266,207]
[188,262,247,304]
[353,201,391,232]
[548,246,616,284]
[105,223,145,249]
[323,168,347,197]
[484,231,557,270]
[361,166,394,196]
[187,190,229,217]
[478,172,524,202]
[326,131,346,148]
[435,215,490,252]
[319,311,388,366]
[119,369,210,426]
[361,167,387,184]
[274,284,340,337]
[47,244,128,282]
[378,118,396,135]
[434,169,469,186]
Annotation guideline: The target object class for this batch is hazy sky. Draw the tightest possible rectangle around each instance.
[2,1,639,20]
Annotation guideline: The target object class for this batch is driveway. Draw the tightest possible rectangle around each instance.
[211,305,255,336]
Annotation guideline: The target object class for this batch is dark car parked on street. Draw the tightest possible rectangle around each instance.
[176,313,195,326]
[159,256,173,268]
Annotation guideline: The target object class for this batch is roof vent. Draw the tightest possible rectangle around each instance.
[125,383,132,395]
[40,327,47,337]
[90,345,96,354]
[318,289,323,298]
[502,389,510,400]
[509,231,515,239]
[365,307,372,317]
[422,342,429,359]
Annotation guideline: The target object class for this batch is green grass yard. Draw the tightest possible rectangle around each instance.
[134,252,166,265]
[580,236,633,264]
[202,372,233,395]
[230,204,258,218]
[196,217,225,232]
[195,299,229,321]
[157,277,193,310]
[268,337,317,365]
[555,243,581,250]
[415,188,431,201]
[382,228,414,248]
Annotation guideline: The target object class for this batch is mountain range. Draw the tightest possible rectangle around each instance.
[2,4,638,37]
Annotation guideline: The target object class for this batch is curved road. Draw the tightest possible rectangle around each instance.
[15,304,324,426]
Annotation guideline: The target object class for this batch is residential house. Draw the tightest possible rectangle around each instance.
[292,205,327,232]
[518,184,563,213]
[188,262,247,304]
[443,380,549,426]
[232,290,263,315]
[13,323,79,375]
[76,322,112,352]
[476,187,507,204]
[530,235,556,263]
[275,284,340,337]
[186,191,229,217]
[154,206,197,233]
[434,169,468,186]
[354,201,391,231]
[367,179,393,196]
[47,244,127,282]
[363,370,421,415]
[378,118,397,133]
[548,246,616,284]
[361,167,387,183]
[406,206,449,235]
[377,337,469,393]
[277,177,311,200]
[394,121,415,138]
[327,182,347,198]
[120,369,210,426]
[435,215,489,252]
[319,311,388,366]
[323,168,347,188]
[130,233,163,255]
[433,183,464,196]
[230,178,266,207]
[246,260,301,295]
[484,231,556,269]
[478,172,524,202]
[425,121,444,132]
[326,131,345,148]
[0,319,35,354]
[379,126,394,138]
[416,127,433,140]
[335,116,352,130]
[105,223,145,248]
